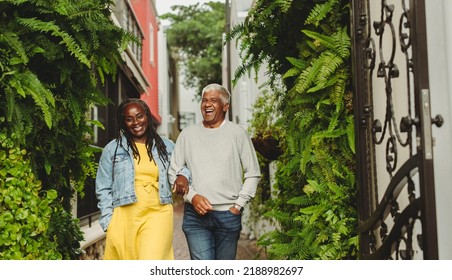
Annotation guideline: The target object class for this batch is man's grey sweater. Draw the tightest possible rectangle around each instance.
[169,120,261,210]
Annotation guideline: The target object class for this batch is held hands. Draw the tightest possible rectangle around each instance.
[173,177,241,216]
[172,175,189,196]
[172,176,213,215]
[192,194,213,216]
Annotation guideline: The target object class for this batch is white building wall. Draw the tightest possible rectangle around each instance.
[228,0,263,130]
[426,0,452,259]
[177,71,202,127]
[157,25,170,138]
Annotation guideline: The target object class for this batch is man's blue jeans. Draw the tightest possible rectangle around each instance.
[182,203,242,260]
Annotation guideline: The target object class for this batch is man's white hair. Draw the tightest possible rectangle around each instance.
[201,83,231,104]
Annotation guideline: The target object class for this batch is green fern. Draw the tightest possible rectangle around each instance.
[247,0,357,260]
[226,0,316,89]
[67,94,82,126]
[6,71,55,128]
[17,17,90,67]
[0,31,29,65]
[305,0,338,27]
[282,57,306,79]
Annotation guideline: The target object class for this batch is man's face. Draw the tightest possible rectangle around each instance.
[201,90,229,128]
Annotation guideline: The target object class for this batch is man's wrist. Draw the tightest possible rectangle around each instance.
[233,203,242,211]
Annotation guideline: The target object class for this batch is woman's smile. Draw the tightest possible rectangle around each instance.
[123,103,149,143]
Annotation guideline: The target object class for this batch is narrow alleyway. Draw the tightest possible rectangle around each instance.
[172,200,266,260]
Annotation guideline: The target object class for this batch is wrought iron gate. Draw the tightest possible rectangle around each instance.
[350,0,442,259]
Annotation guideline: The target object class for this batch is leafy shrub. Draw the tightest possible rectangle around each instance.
[259,1,358,259]
[0,125,61,259]
[1,0,129,258]
[229,0,358,259]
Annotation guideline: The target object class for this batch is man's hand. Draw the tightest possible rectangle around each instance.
[192,194,213,215]
[173,175,189,196]
[229,205,241,215]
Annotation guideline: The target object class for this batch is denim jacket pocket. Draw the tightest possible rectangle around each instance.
[113,153,128,162]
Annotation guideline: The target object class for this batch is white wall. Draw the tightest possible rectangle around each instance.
[426,0,452,260]
[228,0,264,130]
[178,71,202,126]
[157,25,171,138]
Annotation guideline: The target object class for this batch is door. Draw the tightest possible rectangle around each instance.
[350,0,442,259]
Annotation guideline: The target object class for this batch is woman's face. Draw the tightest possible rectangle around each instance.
[123,103,149,143]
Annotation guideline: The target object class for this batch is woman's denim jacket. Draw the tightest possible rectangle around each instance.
[95,134,191,232]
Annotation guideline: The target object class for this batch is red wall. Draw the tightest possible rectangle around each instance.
[130,0,160,124]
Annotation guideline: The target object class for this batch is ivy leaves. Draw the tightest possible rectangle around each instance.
[0,127,61,259]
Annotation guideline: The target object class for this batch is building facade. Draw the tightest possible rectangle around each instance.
[77,0,162,259]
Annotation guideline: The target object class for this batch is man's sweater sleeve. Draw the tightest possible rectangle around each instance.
[169,132,188,184]
[236,132,261,207]
[168,132,195,202]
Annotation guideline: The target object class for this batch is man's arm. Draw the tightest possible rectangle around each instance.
[168,132,194,197]
[235,132,261,208]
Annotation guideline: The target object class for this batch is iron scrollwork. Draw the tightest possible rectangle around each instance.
[352,0,440,259]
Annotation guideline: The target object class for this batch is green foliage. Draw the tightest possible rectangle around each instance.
[248,88,283,140]
[0,29,56,129]
[160,1,225,98]
[48,204,84,259]
[226,0,317,89]
[233,0,357,259]
[0,0,129,258]
[0,125,61,259]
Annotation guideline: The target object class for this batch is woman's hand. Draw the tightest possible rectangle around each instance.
[172,175,189,196]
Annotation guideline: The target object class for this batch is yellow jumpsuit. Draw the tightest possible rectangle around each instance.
[103,143,174,260]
